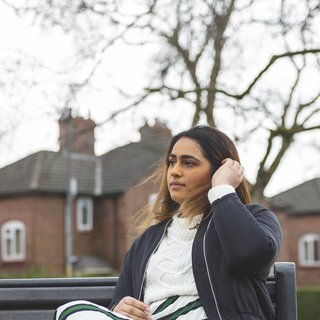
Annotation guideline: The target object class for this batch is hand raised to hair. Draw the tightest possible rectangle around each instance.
[211,158,244,189]
[113,296,151,320]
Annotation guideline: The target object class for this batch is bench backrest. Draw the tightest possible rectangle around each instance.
[0,262,297,320]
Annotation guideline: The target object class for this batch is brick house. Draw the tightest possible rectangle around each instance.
[0,114,171,276]
[270,178,320,286]
[1,114,319,286]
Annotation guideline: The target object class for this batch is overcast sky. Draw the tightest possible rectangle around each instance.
[1,2,319,197]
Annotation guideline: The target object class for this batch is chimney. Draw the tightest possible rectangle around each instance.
[59,111,96,155]
[139,120,171,140]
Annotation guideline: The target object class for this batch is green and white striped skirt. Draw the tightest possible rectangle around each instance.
[55,295,208,320]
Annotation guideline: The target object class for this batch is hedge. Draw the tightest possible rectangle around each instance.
[297,287,320,320]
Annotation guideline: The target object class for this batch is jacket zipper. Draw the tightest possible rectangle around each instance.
[203,216,223,320]
[138,219,172,300]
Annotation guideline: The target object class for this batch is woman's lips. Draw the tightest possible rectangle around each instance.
[170,182,184,190]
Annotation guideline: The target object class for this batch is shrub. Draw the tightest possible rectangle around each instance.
[297,287,320,320]
[0,266,61,279]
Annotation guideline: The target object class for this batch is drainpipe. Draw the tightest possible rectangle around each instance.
[112,197,119,269]
[64,109,76,277]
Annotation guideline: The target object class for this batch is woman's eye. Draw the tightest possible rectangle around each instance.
[184,160,194,167]
[168,159,176,166]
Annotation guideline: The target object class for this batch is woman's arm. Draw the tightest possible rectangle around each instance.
[110,242,151,320]
[212,193,282,275]
[209,158,282,275]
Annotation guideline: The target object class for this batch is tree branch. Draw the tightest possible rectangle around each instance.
[215,49,320,99]
[96,91,153,127]
[295,91,320,123]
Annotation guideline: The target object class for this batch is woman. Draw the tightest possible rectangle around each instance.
[55,126,282,320]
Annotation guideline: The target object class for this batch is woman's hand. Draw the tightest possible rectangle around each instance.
[211,158,244,189]
[113,296,151,320]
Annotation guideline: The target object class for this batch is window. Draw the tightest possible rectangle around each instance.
[149,193,157,203]
[77,197,93,231]
[1,220,26,261]
[148,193,157,209]
[299,234,320,266]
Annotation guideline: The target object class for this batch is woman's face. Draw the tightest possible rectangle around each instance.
[167,137,212,204]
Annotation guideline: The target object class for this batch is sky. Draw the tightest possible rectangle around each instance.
[0,2,319,197]
[0,3,195,161]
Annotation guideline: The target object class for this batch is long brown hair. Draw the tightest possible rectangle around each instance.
[135,125,251,233]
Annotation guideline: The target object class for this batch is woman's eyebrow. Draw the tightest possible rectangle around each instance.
[169,154,200,162]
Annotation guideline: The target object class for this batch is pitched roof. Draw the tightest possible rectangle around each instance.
[0,126,171,196]
[0,151,98,196]
[270,178,320,214]
[100,133,169,194]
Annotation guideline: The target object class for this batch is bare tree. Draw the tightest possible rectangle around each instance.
[0,49,35,151]
[2,0,320,199]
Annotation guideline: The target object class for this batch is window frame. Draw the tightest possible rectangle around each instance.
[1,220,26,262]
[149,192,157,203]
[77,197,93,231]
[298,233,320,267]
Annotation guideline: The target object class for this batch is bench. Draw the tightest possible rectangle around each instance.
[0,262,297,320]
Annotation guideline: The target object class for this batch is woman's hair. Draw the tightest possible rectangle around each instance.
[135,125,251,233]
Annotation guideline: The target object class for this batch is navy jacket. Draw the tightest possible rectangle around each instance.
[110,193,282,320]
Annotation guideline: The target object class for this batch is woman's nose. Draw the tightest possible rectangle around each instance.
[170,163,182,176]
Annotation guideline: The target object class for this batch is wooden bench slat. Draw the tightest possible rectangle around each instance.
[0,277,118,288]
[0,287,114,308]
[0,310,54,320]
